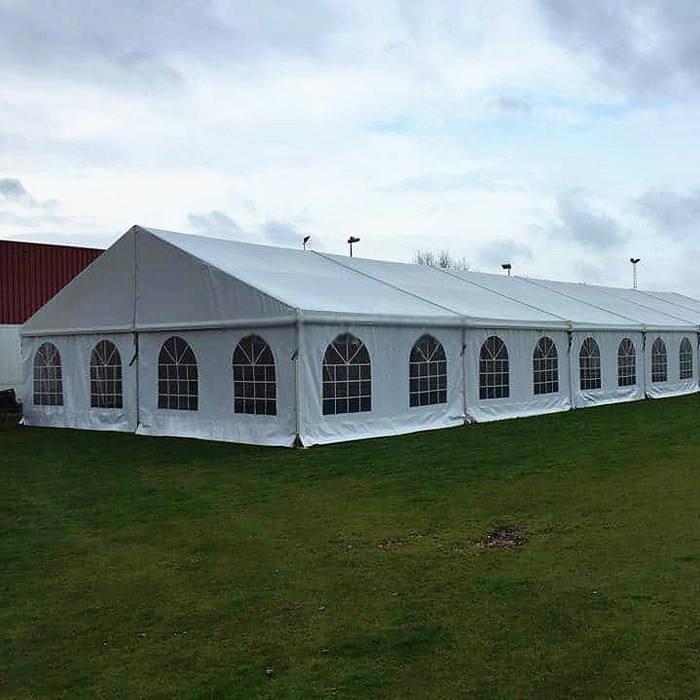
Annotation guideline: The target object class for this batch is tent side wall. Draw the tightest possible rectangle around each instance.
[569,331,645,408]
[645,331,698,398]
[465,328,571,423]
[299,323,464,446]
[22,333,137,432]
[135,327,297,447]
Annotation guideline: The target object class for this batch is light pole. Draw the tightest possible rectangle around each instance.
[501,262,512,277]
[303,235,310,251]
[347,236,360,257]
[630,257,640,289]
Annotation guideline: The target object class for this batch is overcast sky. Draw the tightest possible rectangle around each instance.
[2,0,700,292]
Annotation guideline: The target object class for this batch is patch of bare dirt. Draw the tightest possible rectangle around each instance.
[476,525,526,550]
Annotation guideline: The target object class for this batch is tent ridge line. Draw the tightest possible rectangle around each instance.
[311,250,464,320]
[431,265,570,324]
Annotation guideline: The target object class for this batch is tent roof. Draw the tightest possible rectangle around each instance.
[149,228,461,324]
[22,226,700,334]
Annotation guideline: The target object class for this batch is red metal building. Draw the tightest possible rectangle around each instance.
[0,239,103,324]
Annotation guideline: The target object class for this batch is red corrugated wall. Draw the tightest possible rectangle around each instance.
[0,240,104,324]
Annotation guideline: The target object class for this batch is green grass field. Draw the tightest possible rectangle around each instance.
[2,397,700,699]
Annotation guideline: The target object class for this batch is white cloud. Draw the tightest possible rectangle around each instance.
[1,1,700,292]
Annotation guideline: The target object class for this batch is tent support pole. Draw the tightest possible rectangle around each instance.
[642,330,648,398]
[294,316,305,448]
[132,227,140,433]
[133,332,140,429]
[567,330,575,411]
[461,325,468,423]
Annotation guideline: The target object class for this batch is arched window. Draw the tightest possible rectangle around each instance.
[651,337,667,383]
[232,335,276,415]
[479,336,509,400]
[322,333,371,415]
[90,340,123,409]
[679,337,693,380]
[532,337,558,395]
[617,338,636,387]
[33,342,63,406]
[409,334,447,407]
[158,336,198,410]
[579,337,601,390]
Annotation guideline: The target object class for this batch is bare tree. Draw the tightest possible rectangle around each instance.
[414,249,470,271]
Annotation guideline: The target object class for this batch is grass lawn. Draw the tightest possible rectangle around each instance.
[2,397,700,699]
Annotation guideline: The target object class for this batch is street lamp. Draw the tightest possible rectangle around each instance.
[630,257,641,289]
[303,235,311,251]
[501,262,512,277]
[347,236,360,257]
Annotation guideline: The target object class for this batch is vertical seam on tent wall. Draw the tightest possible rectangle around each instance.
[642,331,648,397]
[310,251,465,320]
[133,228,140,431]
[567,331,575,411]
[432,266,570,324]
[461,326,468,423]
[294,313,304,447]
[517,276,643,327]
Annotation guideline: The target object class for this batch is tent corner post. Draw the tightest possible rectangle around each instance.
[132,331,140,433]
[132,224,141,434]
[460,325,468,423]
[641,329,648,399]
[566,330,575,410]
[294,315,305,447]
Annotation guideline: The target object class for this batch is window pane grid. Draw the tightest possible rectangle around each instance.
[479,336,509,400]
[233,335,277,416]
[679,337,693,380]
[322,333,371,415]
[533,337,559,395]
[90,340,123,409]
[409,334,447,407]
[158,337,198,410]
[33,342,63,406]
[579,337,601,390]
[651,338,667,383]
[617,338,636,387]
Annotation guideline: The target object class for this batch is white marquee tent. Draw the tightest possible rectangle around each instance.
[21,225,700,446]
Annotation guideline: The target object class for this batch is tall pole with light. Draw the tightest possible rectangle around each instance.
[630,257,641,289]
[501,262,512,277]
[347,236,360,257]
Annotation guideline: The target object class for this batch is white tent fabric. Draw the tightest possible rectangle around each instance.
[644,331,699,398]
[569,331,645,408]
[20,225,700,447]
[464,328,572,422]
